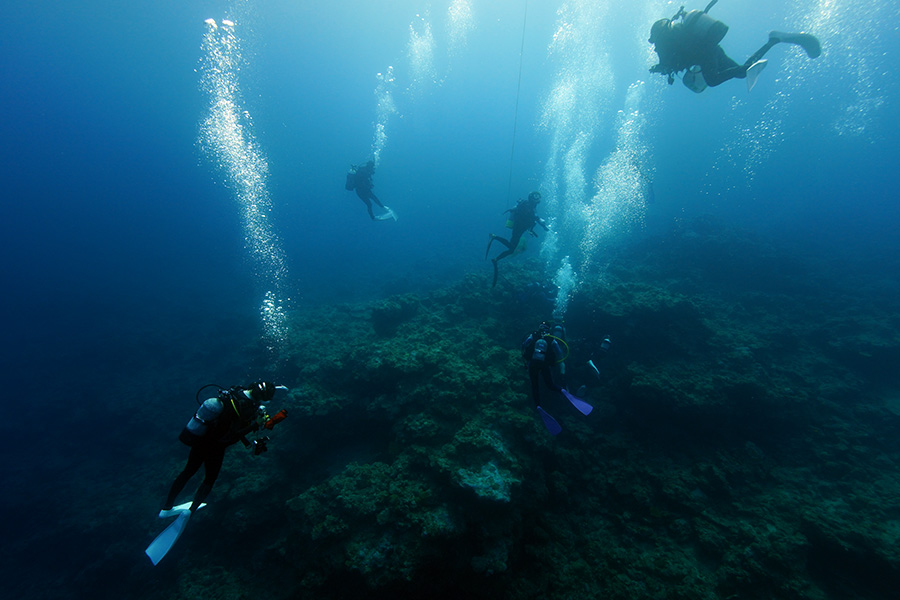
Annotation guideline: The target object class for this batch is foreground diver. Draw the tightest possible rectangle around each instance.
[522,322,593,435]
[345,160,396,221]
[145,381,288,565]
[485,191,548,288]
[649,0,821,93]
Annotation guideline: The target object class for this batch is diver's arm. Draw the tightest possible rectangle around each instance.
[521,335,534,367]
[235,421,260,447]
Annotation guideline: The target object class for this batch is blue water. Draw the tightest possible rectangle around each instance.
[2,0,899,597]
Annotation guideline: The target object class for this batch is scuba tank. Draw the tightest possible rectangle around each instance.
[179,398,224,446]
[683,9,728,45]
[532,337,549,363]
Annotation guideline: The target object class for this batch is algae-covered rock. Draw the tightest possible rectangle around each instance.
[148,222,900,599]
[284,458,464,587]
[455,460,515,502]
[371,294,419,336]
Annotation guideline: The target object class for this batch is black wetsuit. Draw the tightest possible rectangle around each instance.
[522,333,565,407]
[651,18,777,87]
[164,391,258,512]
[487,200,547,286]
[350,164,386,220]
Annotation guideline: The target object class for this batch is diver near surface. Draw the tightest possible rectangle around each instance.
[648,0,821,93]
[146,381,288,565]
[485,191,548,288]
[345,160,395,221]
[522,322,593,435]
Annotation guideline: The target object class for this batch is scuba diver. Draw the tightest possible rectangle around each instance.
[485,191,549,288]
[345,160,395,221]
[522,322,593,435]
[146,381,289,565]
[587,334,613,381]
[648,0,821,93]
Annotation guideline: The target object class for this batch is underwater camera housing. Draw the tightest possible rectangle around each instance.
[252,437,269,455]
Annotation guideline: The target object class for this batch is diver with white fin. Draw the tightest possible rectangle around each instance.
[375,206,398,221]
[345,160,395,221]
[146,382,289,565]
[648,0,821,93]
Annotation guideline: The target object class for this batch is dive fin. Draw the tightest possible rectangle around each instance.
[146,510,191,566]
[562,389,594,416]
[746,59,767,92]
[536,406,562,435]
[491,258,499,288]
[375,207,397,221]
[158,502,206,519]
[588,359,601,380]
[770,31,821,58]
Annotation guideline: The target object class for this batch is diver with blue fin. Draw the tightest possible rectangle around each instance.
[649,0,821,93]
[522,322,593,435]
[485,191,548,288]
[146,381,289,565]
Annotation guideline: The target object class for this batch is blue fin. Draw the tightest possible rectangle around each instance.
[562,389,593,416]
[146,510,191,566]
[536,406,562,435]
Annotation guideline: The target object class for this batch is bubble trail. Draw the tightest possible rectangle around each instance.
[198,18,289,349]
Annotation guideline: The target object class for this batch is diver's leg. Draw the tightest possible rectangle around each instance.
[744,38,779,67]
[492,236,512,250]
[493,248,514,262]
[529,367,542,407]
[485,234,496,259]
[701,45,743,86]
[491,226,525,280]
[369,192,386,210]
[509,229,524,250]
[542,366,563,393]
[355,189,376,219]
[190,446,225,512]
[492,230,522,286]
[163,447,204,510]
[768,31,821,58]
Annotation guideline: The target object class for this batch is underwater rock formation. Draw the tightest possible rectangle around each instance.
[27,222,900,600]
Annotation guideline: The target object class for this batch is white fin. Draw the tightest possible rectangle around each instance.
[158,502,206,519]
[746,59,768,92]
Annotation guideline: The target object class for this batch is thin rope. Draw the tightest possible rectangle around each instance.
[505,0,528,208]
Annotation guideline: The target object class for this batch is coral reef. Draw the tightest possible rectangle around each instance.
[246,221,900,598]
[17,221,900,600]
